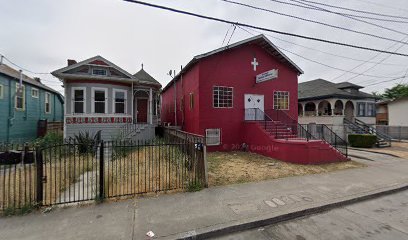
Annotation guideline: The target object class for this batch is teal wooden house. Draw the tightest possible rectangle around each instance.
[0,64,64,142]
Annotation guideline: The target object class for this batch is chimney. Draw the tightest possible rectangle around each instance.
[67,59,77,66]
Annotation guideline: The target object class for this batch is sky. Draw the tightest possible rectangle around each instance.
[1,0,408,95]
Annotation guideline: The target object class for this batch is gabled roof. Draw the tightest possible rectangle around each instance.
[51,55,135,82]
[134,68,161,87]
[162,34,303,92]
[0,64,64,102]
[298,79,378,101]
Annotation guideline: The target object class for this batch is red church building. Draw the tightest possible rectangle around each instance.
[161,35,348,164]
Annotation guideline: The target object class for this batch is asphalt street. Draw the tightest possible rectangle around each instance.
[213,190,408,240]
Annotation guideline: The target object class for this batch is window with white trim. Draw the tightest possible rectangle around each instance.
[213,86,233,108]
[113,89,127,114]
[0,84,3,99]
[92,68,107,76]
[15,83,25,110]
[72,88,85,114]
[273,91,289,110]
[206,129,221,146]
[45,92,51,114]
[92,88,107,114]
[31,88,39,98]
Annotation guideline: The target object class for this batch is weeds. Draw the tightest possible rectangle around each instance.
[186,181,202,192]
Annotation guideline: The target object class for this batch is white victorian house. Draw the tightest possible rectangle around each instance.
[52,56,161,141]
[298,79,379,140]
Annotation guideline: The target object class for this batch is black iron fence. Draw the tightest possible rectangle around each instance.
[302,124,348,158]
[0,138,207,211]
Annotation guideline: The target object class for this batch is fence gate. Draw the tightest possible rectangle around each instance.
[38,143,101,206]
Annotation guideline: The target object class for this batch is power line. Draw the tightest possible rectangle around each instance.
[220,0,408,45]
[221,24,233,46]
[297,0,408,20]
[268,0,408,37]
[353,0,408,14]
[0,54,51,75]
[122,0,408,57]
[265,34,406,66]
[331,35,408,82]
[237,26,404,79]
[364,75,407,87]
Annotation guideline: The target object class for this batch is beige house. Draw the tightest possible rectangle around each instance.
[298,79,378,139]
[377,97,408,127]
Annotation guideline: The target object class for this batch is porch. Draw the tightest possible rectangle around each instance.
[132,87,160,125]
[298,99,356,120]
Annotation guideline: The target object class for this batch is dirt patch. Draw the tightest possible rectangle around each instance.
[208,151,365,186]
[355,142,408,159]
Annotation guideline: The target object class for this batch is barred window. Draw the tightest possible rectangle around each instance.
[206,128,221,146]
[273,91,289,110]
[213,86,233,108]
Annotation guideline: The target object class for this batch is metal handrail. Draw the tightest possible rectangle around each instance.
[301,123,348,158]
[344,118,392,147]
[354,118,392,144]
[245,108,313,141]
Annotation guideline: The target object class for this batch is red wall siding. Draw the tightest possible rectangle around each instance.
[161,64,201,133]
[161,42,300,151]
[198,43,299,150]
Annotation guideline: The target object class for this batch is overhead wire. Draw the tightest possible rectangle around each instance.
[220,0,408,45]
[237,26,404,79]
[122,0,408,57]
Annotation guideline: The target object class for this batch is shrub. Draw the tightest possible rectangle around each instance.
[70,131,101,154]
[348,134,377,148]
[36,132,63,148]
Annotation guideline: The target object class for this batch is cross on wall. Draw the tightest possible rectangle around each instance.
[251,58,258,71]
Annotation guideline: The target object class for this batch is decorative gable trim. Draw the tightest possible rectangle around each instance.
[51,55,135,81]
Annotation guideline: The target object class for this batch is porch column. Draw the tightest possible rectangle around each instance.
[149,88,153,124]
[315,101,319,116]
[302,103,306,117]
[342,100,345,116]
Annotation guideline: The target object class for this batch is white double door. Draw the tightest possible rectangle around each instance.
[244,94,265,120]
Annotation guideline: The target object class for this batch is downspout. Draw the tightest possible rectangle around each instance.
[131,81,134,123]
[180,65,184,127]
[7,78,12,142]
[173,70,177,126]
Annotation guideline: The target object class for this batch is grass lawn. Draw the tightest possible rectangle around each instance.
[208,151,365,186]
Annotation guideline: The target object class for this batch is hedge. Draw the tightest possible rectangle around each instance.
[348,134,377,148]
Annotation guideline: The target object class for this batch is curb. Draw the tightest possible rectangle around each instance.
[348,147,401,158]
[174,184,408,240]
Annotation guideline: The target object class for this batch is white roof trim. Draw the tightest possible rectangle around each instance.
[51,55,135,80]
[194,34,303,74]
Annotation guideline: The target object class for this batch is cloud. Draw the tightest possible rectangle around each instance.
[1,0,407,94]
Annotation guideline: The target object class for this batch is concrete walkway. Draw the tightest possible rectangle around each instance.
[0,152,407,240]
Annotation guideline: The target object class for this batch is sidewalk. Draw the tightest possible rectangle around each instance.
[0,151,407,240]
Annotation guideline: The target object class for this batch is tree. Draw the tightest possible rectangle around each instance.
[382,84,408,100]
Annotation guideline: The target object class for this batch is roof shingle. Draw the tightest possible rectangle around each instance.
[298,79,377,101]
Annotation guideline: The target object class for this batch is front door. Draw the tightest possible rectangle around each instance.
[244,94,264,120]
[137,99,148,123]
